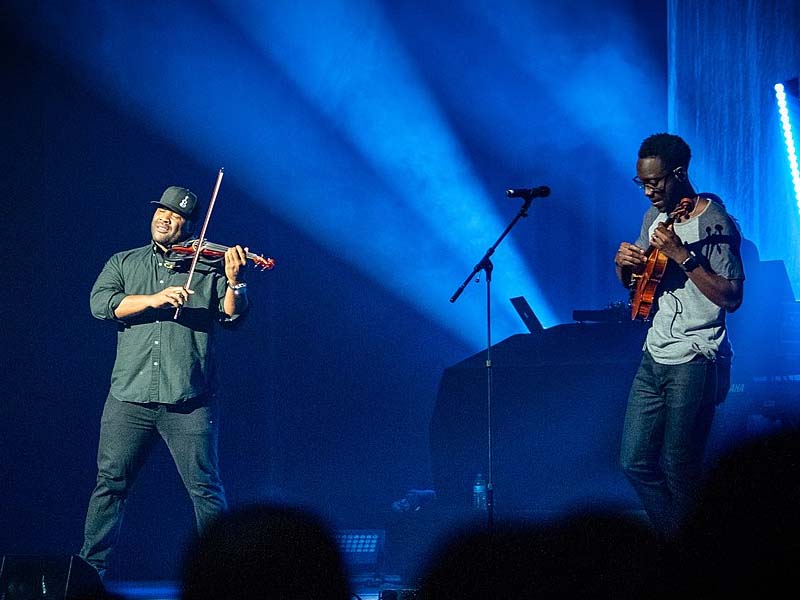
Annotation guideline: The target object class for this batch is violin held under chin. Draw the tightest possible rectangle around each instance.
[166,239,276,271]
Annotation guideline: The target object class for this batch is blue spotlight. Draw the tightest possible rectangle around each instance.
[460,2,665,168]
[774,81,800,217]
[214,0,558,338]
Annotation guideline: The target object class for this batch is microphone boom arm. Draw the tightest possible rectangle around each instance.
[450,197,532,303]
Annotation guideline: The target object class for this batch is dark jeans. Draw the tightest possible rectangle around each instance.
[80,394,227,573]
[620,350,729,537]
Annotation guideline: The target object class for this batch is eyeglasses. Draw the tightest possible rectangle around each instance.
[632,166,681,191]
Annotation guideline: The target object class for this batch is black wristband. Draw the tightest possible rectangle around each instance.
[680,251,699,272]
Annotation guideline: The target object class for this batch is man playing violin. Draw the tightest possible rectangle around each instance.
[80,186,250,578]
[614,133,745,537]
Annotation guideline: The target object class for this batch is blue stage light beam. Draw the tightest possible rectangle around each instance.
[454,0,666,172]
[6,0,555,348]
[774,82,800,217]
[213,0,558,329]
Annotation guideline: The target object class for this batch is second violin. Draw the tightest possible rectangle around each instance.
[167,239,276,271]
[630,198,693,320]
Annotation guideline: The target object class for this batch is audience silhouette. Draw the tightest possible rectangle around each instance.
[176,429,800,599]
[181,503,350,600]
[675,427,800,598]
[417,509,668,598]
[418,430,800,597]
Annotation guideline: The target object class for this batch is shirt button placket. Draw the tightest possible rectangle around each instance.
[150,320,162,402]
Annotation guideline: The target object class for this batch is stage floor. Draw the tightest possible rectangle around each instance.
[105,577,414,600]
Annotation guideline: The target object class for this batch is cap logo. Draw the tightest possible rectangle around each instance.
[179,195,189,209]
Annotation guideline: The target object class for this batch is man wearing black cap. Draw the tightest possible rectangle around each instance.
[79,186,250,578]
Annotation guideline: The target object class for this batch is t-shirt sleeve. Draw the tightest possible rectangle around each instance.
[702,212,745,280]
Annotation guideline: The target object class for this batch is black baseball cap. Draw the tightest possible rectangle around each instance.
[151,186,199,220]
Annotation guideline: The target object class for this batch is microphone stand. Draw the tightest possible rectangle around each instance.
[450,196,534,529]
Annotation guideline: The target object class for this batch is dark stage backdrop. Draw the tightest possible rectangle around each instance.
[0,1,670,582]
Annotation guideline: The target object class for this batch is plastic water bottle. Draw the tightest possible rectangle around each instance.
[473,473,487,511]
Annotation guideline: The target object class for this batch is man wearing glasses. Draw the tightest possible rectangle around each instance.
[614,133,745,537]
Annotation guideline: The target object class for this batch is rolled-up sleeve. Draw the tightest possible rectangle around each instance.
[215,271,249,327]
[90,256,127,321]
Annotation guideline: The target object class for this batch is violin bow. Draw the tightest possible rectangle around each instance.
[174,167,225,320]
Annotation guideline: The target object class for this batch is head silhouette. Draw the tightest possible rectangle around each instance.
[418,510,666,598]
[181,504,350,600]
[677,429,800,597]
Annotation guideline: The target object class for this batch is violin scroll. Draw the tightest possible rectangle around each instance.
[251,254,276,271]
[669,198,694,221]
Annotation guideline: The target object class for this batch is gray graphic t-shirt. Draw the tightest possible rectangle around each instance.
[634,197,745,364]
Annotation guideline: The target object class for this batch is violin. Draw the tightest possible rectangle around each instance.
[630,198,694,320]
[171,168,274,320]
[167,239,276,271]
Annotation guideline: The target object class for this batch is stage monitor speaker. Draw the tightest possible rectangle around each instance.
[0,554,103,600]
[334,529,385,574]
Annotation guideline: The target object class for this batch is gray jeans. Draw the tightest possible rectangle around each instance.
[620,351,729,537]
[80,394,227,573]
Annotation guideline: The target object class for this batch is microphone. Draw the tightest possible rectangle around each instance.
[505,186,551,200]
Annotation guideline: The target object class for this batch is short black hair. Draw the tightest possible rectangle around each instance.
[638,133,691,171]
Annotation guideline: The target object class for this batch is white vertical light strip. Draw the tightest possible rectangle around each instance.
[775,83,800,216]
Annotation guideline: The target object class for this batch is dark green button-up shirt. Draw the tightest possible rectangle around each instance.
[90,243,242,404]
